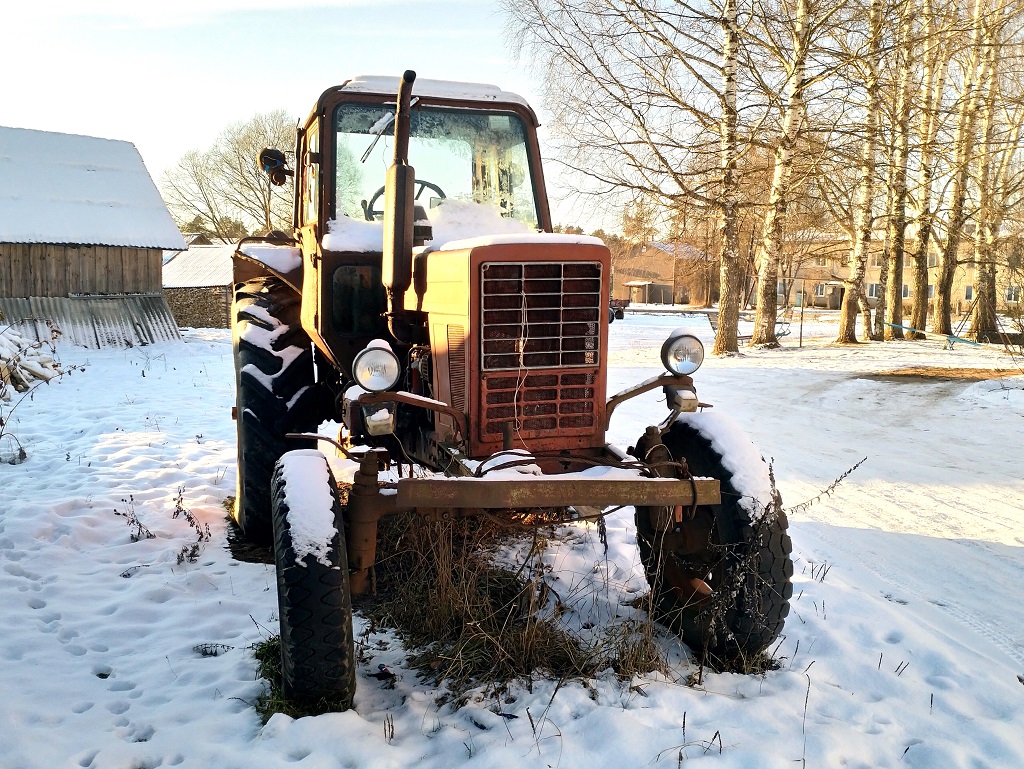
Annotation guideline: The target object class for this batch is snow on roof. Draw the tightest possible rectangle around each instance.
[163,244,235,288]
[0,126,186,250]
[340,76,532,110]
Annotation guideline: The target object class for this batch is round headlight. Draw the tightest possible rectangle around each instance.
[661,331,704,375]
[352,340,401,392]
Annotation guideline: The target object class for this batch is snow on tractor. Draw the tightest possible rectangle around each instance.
[230,71,793,707]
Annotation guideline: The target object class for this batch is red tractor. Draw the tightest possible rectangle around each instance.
[231,71,792,707]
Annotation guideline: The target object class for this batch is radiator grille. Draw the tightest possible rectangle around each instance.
[480,261,602,371]
[481,371,598,436]
[478,260,602,441]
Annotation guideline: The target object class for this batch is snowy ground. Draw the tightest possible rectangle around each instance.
[1,315,1022,769]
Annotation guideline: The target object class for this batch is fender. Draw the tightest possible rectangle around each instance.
[232,235,304,294]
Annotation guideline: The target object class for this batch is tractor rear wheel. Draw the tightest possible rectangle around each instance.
[635,417,793,665]
[232,277,318,544]
[271,450,356,707]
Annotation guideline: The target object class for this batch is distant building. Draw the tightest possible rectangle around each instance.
[0,126,186,347]
[162,244,236,328]
[779,228,1022,316]
[613,241,711,304]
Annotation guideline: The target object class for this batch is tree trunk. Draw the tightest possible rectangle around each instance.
[714,0,743,355]
[752,0,810,348]
[874,139,896,341]
[933,0,988,337]
[837,0,882,344]
[969,28,1000,339]
[907,0,951,339]
[971,253,999,338]
[882,3,915,341]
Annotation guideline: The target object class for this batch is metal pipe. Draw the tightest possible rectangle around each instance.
[346,449,388,594]
[382,70,417,322]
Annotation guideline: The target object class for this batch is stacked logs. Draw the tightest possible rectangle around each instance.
[0,327,61,402]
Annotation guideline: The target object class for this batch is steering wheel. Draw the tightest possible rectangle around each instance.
[362,179,446,221]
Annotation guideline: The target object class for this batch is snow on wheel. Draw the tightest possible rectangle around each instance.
[271,449,357,707]
[635,413,793,664]
[232,277,318,543]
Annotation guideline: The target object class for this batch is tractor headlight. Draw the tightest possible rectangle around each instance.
[661,330,704,376]
[352,340,401,392]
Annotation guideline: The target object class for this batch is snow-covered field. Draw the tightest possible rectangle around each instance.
[1,315,1022,769]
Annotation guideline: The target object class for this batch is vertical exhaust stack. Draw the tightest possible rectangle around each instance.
[382,70,417,320]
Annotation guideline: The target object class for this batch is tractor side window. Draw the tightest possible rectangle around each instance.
[302,126,320,225]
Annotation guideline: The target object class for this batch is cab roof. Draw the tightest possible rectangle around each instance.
[338,75,533,110]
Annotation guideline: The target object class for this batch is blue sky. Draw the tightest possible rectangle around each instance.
[0,1,541,180]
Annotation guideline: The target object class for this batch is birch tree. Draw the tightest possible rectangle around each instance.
[971,59,1024,336]
[750,0,813,346]
[837,0,884,343]
[876,0,917,341]
[505,0,752,352]
[717,0,745,352]
[971,46,1001,337]
[932,0,992,336]
[905,0,955,339]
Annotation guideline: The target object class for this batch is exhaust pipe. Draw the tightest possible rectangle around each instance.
[382,70,416,319]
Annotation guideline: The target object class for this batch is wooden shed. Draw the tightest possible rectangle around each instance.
[162,244,235,328]
[0,126,186,347]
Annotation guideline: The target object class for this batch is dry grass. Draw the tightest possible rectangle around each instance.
[867,366,1020,381]
[251,635,353,723]
[358,513,668,702]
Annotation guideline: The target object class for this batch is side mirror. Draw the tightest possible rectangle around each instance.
[258,148,293,186]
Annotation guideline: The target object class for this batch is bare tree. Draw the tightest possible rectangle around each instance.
[748,0,845,346]
[621,196,661,245]
[971,56,1024,337]
[507,0,1024,354]
[506,0,755,352]
[877,0,918,341]
[668,201,720,306]
[904,1,956,339]
[969,15,1002,338]
[161,110,295,239]
[931,0,994,336]
[749,0,812,346]
[161,150,237,241]
[716,0,746,352]
[837,0,884,343]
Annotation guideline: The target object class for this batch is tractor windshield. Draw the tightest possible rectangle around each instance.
[333,102,540,229]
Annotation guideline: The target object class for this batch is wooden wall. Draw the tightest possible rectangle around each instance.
[0,243,163,298]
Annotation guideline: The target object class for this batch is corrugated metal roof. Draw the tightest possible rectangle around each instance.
[162,244,236,288]
[0,126,187,250]
[0,295,182,349]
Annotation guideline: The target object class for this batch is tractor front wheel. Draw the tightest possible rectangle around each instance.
[271,450,357,707]
[635,416,793,665]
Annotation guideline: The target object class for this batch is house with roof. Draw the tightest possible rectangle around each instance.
[611,241,717,305]
[162,244,236,328]
[0,126,185,347]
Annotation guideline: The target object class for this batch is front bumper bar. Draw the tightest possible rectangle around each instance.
[346,449,721,592]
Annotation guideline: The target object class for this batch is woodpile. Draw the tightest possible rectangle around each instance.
[0,327,62,401]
